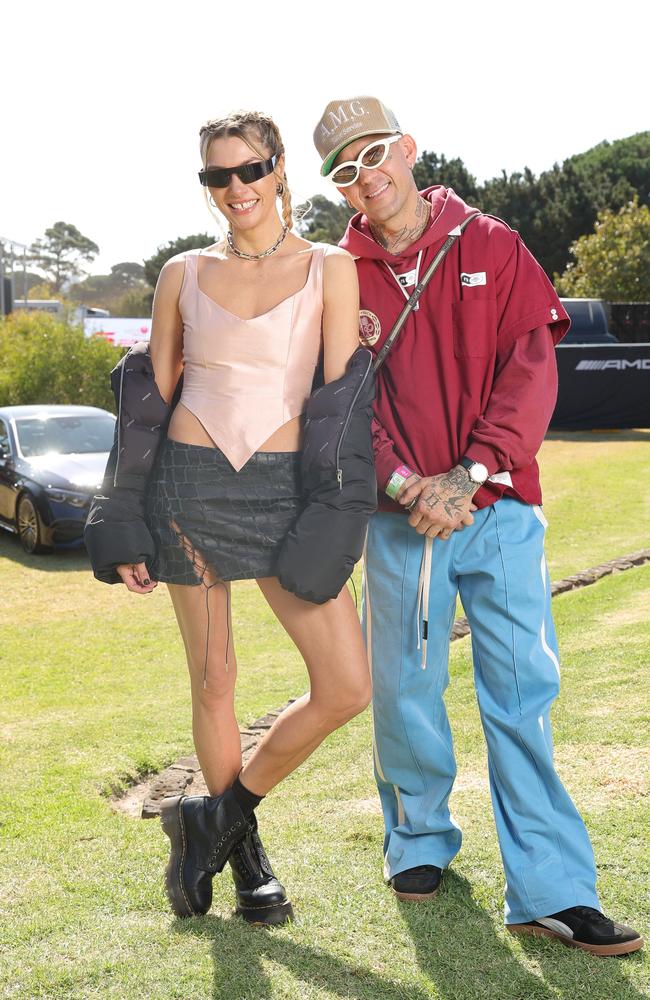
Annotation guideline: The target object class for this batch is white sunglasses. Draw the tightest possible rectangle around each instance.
[326,135,402,187]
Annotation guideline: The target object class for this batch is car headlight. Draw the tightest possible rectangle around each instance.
[45,488,89,508]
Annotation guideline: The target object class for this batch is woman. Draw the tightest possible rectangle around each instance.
[111,112,372,925]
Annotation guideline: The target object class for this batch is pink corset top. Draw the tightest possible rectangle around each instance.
[177,245,329,470]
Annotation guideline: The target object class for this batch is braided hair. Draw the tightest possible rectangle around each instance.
[199,111,293,230]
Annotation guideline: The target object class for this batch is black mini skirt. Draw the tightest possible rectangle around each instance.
[146,438,304,585]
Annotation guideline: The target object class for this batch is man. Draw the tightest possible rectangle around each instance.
[312,96,643,957]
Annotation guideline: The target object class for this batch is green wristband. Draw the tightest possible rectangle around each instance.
[385,464,415,500]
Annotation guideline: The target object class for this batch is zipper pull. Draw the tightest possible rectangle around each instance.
[336,468,343,490]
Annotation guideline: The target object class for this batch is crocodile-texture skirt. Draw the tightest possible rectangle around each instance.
[146,438,304,585]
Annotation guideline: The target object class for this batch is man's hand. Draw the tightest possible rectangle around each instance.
[397,466,479,539]
[116,562,158,594]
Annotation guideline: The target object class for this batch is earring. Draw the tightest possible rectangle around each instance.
[276,183,284,196]
[208,194,218,208]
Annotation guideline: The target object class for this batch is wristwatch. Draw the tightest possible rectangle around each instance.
[459,456,489,485]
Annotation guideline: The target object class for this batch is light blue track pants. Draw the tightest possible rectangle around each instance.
[362,499,600,924]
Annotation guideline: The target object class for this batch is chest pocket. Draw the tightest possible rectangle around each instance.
[452,298,497,358]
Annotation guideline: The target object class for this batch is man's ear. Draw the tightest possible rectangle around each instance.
[399,134,418,169]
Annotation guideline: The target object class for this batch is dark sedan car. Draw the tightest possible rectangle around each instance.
[0,405,115,554]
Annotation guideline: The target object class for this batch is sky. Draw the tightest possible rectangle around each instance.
[1,0,647,277]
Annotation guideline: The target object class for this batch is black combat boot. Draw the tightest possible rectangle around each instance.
[228,814,294,926]
[160,791,248,918]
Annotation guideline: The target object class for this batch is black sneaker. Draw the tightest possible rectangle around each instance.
[389,865,442,901]
[508,905,644,956]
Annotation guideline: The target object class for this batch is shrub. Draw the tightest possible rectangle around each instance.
[556,198,650,301]
[0,311,123,412]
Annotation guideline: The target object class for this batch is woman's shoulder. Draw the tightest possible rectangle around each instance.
[308,241,353,260]
[158,242,227,287]
[164,241,226,267]
[320,245,358,302]
[321,243,357,283]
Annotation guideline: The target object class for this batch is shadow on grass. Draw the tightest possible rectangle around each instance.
[0,531,89,572]
[176,911,437,1000]
[397,871,646,1000]
[172,869,642,1000]
[514,932,647,1000]
[395,871,555,1000]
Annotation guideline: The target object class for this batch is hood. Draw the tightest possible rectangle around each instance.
[23,452,109,491]
[339,186,479,262]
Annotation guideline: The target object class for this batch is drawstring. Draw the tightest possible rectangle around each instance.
[415,536,433,669]
[202,579,230,689]
[167,519,230,690]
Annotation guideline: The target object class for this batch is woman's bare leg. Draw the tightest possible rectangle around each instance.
[240,578,371,796]
[167,577,241,796]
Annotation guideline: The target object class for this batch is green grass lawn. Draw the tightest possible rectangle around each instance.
[540,429,650,580]
[0,432,649,999]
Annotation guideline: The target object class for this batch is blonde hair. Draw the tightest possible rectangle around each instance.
[199,110,293,230]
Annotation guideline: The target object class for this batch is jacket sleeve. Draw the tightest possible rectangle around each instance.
[84,422,157,584]
[276,347,376,604]
[84,344,176,584]
[466,325,558,474]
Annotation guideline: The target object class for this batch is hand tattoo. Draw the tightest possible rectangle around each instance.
[420,466,476,519]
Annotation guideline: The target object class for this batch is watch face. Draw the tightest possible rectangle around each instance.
[470,462,489,484]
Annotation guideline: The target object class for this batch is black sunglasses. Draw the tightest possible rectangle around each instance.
[198,154,277,188]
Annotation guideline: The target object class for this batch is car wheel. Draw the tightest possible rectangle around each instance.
[17,493,53,555]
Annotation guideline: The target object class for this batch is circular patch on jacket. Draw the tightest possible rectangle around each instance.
[359,310,381,347]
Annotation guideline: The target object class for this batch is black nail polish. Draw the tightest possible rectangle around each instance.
[143,578,150,585]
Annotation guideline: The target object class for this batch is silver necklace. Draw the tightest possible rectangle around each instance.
[226,225,289,261]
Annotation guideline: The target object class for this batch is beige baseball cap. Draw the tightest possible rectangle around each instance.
[314,96,402,177]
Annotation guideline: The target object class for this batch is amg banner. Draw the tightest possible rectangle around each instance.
[552,344,650,430]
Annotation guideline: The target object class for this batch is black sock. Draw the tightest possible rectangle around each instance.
[231,774,264,818]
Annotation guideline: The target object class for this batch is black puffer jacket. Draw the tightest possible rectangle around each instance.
[276,347,376,602]
[85,343,376,602]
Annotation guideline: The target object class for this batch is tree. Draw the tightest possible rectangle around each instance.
[299,131,650,278]
[299,195,355,245]
[481,132,650,278]
[144,233,214,289]
[556,198,650,301]
[413,151,478,203]
[29,221,99,291]
[27,282,57,300]
[69,262,149,313]
[565,132,650,213]
[109,261,146,287]
[113,289,152,318]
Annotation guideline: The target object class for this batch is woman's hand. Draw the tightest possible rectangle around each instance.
[116,562,158,594]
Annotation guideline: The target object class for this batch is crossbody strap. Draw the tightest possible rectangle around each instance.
[372,212,481,373]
